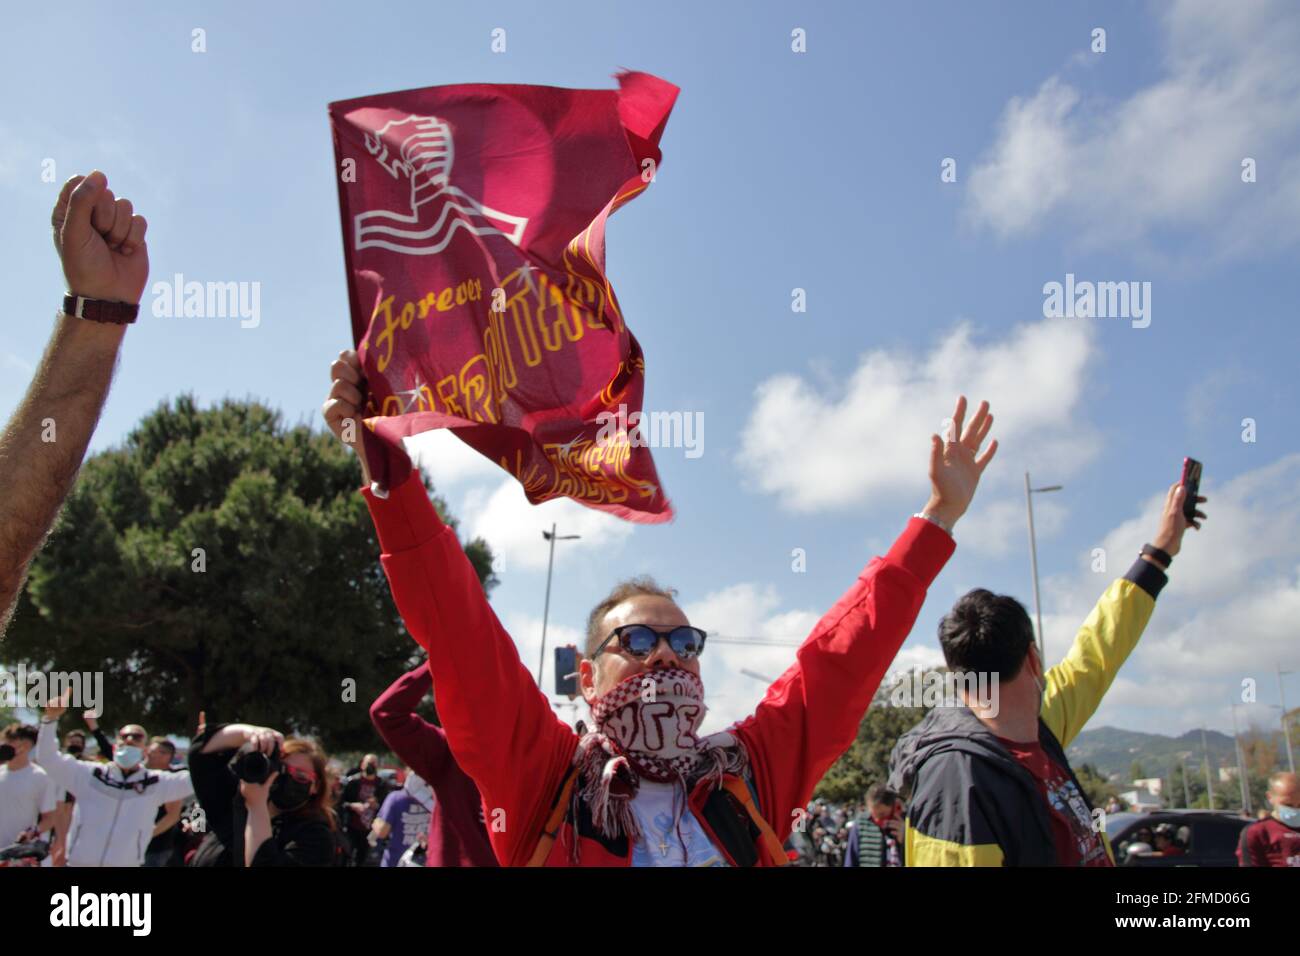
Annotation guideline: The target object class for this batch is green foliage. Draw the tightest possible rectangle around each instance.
[813,674,929,804]
[4,396,495,752]
[1076,762,1122,808]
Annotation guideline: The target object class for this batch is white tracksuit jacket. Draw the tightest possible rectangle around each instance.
[35,720,193,867]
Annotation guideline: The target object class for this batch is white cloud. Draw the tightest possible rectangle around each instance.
[957,495,1067,559]
[966,0,1300,255]
[883,644,949,683]
[404,429,505,490]
[402,429,636,573]
[736,318,1096,513]
[461,475,634,573]
[1038,453,1300,735]
[679,583,820,734]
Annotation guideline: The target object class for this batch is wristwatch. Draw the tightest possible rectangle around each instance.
[1141,544,1173,568]
[62,294,139,325]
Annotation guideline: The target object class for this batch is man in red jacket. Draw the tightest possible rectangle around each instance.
[324,349,996,866]
[369,663,498,866]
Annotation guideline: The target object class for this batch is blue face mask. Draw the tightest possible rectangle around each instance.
[1277,804,1300,828]
[114,745,143,770]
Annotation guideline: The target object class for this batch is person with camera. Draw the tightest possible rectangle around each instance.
[187,721,338,867]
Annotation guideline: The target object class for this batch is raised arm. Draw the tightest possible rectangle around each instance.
[1041,481,1204,749]
[369,662,453,782]
[35,700,90,796]
[734,397,996,840]
[325,349,578,866]
[0,172,148,633]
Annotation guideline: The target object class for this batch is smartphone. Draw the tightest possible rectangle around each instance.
[1181,457,1202,522]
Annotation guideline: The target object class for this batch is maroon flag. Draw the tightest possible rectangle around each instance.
[329,72,678,523]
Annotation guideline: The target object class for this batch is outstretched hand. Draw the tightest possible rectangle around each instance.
[923,395,998,531]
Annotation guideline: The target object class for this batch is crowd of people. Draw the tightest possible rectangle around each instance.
[1,169,1298,869]
[0,648,513,868]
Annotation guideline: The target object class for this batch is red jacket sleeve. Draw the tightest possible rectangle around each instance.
[368,663,453,784]
[364,475,579,867]
[732,517,954,843]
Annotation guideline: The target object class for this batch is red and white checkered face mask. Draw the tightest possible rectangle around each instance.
[589,667,708,779]
[571,667,748,856]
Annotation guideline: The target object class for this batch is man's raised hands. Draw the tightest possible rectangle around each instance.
[923,395,998,532]
[52,170,149,305]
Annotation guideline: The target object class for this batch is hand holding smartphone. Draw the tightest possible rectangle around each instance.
[1181,457,1203,525]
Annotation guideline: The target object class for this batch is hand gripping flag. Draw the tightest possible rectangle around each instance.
[329,72,678,523]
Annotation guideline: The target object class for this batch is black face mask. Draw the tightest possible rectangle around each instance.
[0,744,15,762]
[363,765,377,777]
[269,774,313,811]
[66,745,84,757]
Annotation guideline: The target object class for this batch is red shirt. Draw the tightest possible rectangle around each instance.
[996,736,1111,867]
[1238,816,1300,867]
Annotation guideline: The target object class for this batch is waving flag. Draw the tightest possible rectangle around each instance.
[329,72,678,523]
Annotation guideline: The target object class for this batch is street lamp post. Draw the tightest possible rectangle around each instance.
[1178,752,1193,807]
[1200,728,1216,809]
[1024,473,1063,660]
[1230,701,1251,815]
[536,523,581,690]
[1278,664,1296,773]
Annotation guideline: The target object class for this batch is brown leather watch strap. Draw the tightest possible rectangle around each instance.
[62,294,139,325]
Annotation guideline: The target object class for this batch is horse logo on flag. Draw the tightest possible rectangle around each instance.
[355,114,530,256]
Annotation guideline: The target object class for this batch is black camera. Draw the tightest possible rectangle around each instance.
[228,740,282,783]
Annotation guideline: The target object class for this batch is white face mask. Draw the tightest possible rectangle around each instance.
[114,745,143,770]
[1276,804,1300,828]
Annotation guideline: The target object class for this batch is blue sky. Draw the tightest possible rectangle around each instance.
[2,1,1298,741]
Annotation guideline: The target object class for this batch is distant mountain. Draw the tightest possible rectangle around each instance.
[1066,725,1267,782]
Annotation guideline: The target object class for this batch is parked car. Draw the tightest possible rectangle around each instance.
[1106,810,1251,867]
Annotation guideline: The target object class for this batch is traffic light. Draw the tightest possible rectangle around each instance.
[554,645,579,699]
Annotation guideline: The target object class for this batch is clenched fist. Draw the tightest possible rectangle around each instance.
[323,348,373,484]
[52,170,150,305]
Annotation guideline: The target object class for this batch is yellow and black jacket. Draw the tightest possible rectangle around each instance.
[889,557,1166,866]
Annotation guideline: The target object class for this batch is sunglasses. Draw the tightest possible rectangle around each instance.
[593,624,707,661]
[118,732,145,743]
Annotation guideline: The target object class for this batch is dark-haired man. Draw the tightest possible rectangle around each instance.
[890,481,1205,866]
[0,723,58,849]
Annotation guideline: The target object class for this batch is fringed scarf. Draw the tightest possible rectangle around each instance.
[569,667,748,863]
